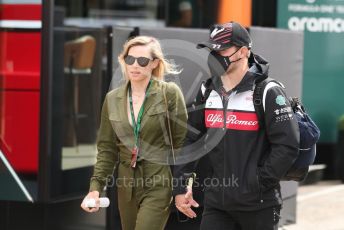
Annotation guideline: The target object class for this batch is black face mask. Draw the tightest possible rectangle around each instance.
[207,48,241,77]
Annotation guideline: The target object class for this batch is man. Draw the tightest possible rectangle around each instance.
[167,0,203,28]
[173,21,300,230]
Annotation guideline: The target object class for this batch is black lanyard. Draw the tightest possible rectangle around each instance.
[128,79,152,167]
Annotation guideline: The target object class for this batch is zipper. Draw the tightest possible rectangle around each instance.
[221,90,230,131]
[223,97,227,129]
[221,92,229,205]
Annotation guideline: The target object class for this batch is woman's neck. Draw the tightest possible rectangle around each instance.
[130,77,151,95]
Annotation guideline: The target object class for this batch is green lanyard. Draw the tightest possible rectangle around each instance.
[128,79,152,154]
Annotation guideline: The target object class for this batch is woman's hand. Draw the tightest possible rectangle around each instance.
[81,191,100,213]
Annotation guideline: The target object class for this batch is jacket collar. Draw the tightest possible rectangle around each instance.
[209,52,269,94]
[211,68,257,94]
[113,78,164,129]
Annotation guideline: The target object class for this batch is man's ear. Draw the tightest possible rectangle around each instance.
[240,47,249,58]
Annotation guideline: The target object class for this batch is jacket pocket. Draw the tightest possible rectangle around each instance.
[241,166,260,194]
[256,168,264,203]
[109,113,131,138]
[145,104,169,145]
[147,103,166,116]
[109,112,121,122]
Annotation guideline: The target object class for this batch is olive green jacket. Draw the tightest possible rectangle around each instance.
[89,79,188,193]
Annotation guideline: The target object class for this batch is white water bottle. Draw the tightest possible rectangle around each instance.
[85,197,110,208]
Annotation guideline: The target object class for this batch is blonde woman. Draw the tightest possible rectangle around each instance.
[81,36,188,230]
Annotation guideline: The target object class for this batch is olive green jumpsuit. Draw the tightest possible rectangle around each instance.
[89,79,188,230]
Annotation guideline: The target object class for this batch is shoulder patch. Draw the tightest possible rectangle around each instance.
[275,95,287,106]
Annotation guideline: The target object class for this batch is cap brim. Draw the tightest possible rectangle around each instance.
[196,41,231,51]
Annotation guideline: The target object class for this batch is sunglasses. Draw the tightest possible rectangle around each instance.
[124,55,154,67]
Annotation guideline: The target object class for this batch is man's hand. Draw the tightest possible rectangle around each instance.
[175,186,199,218]
[81,191,100,213]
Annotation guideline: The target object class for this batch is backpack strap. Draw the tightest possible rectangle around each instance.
[200,78,213,103]
[253,78,271,129]
[253,77,283,129]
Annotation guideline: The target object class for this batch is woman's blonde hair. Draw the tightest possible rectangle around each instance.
[118,36,180,81]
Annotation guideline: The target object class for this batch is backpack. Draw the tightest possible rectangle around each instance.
[253,77,321,181]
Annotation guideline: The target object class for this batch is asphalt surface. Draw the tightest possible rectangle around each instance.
[282,180,344,230]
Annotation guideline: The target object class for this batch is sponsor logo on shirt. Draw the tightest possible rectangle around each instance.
[205,110,259,131]
[275,113,294,123]
[274,106,292,115]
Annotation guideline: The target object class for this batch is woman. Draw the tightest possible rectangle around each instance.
[81,36,188,230]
